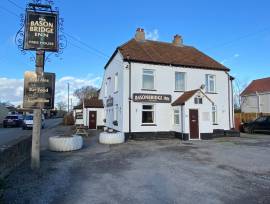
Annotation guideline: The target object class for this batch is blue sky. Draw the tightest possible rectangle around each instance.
[0,0,270,105]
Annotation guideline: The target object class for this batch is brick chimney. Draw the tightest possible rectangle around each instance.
[135,28,145,41]
[173,34,183,46]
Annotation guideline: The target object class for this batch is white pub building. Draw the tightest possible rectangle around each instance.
[99,28,234,140]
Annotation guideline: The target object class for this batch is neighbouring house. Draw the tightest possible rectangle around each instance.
[99,28,235,140]
[73,97,104,129]
[241,77,270,114]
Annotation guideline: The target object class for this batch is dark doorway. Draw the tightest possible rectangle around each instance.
[189,109,199,139]
[89,111,97,129]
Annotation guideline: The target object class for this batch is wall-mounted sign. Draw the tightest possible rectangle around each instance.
[75,110,83,119]
[23,71,55,109]
[24,11,58,52]
[106,97,113,107]
[133,93,172,103]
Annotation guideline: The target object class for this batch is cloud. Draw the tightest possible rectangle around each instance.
[145,29,159,41]
[221,53,240,65]
[0,74,102,108]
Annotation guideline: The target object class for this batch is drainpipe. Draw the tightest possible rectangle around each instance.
[128,61,132,139]
[181,105,184,140]
[227,75,231,129]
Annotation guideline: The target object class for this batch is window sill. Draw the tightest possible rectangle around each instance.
[141,89,157,91]
[213,123,219,125]
[174,90,185,92]
[206,92,218,94]
[141,124,157,126]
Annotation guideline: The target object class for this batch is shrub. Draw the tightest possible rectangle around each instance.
[63,113,75,126]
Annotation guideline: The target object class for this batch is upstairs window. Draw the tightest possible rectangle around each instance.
[194,97,203,104]
[114,73,118,92]
[174,109,180,125]
[142,105,154,124]
[104,82,107,97]
[142,69,155,90]
[206,74,216,93]
[175,72,186,91]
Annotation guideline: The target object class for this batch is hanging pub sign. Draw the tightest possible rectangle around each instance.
[23,71,55,109]
[133,93,172,103]
[24,10,58,52]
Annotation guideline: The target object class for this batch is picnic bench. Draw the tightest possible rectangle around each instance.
[74,125,89,137]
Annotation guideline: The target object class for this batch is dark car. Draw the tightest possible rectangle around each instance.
[3,115,24,128]
[242,116,270,134]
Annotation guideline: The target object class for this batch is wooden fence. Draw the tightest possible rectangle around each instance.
[234,112,270,131]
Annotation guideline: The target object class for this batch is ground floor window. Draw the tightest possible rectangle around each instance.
[174,109,180,125]
[212,105,217,124]
[142,104,154,124]
[113,104,118,121]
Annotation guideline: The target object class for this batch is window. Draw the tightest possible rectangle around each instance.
[194,97,203,104]
[212,105,217,124]
[142,105,154,124]
[142,69,155,90]
[114,73,118,92]
[104,82,107,97]
[175,72,186,91]
[114,104,118,121]
[174,109,180,125]
[206,74,216,93]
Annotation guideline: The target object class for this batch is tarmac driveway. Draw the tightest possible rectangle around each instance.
[3,133,270,204]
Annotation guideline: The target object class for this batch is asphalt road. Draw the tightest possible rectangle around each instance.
[0,118,62,146]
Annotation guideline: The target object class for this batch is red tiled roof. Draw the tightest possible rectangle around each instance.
[73,98,104,109]
[172,89,200,106]
[105,39,229,71]
[241,77,270,96]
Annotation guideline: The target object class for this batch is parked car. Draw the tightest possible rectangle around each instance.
[242,116,270,134]
[2,115,24,128]
[22,114,45,130]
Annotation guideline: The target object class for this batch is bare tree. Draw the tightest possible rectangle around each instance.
[73,86,98,103]
[233,79,248,112]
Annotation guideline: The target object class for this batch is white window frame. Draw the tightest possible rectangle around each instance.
[173,109,180,125]
[194,97,203,104]
[206,74,216,93]
[104,82,107,97]
[212,105,217,124]
[113,104,118,121]
[141,104,155,124]
[142,69,155,90]
[114,73,118,92]
[175,72,186,91]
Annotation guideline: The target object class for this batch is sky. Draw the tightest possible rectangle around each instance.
[0,0,269,107]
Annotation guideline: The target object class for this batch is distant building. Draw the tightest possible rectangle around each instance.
[241,77,270,113]
[73,97,104,129]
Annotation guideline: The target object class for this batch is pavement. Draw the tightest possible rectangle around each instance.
[3,132,270,204]
[0,118,62,146]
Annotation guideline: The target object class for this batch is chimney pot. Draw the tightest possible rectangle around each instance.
[135,28,145,42]
[173,34,183,46]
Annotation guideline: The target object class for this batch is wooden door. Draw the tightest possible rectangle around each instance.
[89,111,97,129]
[189,109,199,139]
